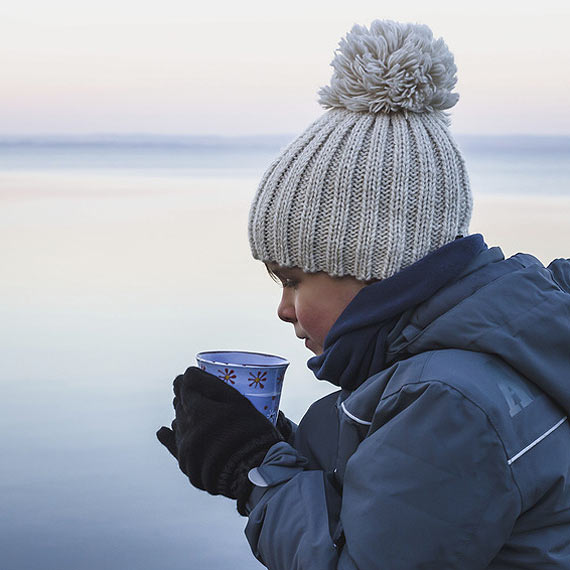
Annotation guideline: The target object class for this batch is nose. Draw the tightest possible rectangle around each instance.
[277,288,296,323]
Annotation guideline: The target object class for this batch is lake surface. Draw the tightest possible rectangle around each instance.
[1,135,568,569]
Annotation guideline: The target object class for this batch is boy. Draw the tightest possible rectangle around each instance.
[157,20,570,568]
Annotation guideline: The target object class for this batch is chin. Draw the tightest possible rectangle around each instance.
[303,336,324,355]
[306,340,322,355]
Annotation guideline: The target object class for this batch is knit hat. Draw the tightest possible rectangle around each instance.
[248,20,472,281]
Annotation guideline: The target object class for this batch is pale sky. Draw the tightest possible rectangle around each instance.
[1,0,569,136]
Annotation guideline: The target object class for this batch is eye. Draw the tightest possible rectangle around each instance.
[279,277,298,289]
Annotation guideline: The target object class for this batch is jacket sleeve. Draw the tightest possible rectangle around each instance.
[245,381,521,569]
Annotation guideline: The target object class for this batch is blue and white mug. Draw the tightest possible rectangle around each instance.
[195,350,289,425]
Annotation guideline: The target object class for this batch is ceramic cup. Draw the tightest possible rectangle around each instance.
[195,350,289,425]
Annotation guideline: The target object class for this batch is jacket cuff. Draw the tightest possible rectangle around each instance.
[244,441,308,514]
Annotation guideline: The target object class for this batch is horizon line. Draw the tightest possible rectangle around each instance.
[1,132,570,140]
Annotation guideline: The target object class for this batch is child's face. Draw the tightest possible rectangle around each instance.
[267,263,368,355]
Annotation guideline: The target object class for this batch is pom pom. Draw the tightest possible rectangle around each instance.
[318,20,459,114]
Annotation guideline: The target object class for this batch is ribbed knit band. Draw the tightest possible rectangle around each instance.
[248,107,472,281]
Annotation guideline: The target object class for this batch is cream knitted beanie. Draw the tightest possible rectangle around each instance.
[248,20,472,281]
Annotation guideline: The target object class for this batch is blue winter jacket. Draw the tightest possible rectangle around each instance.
[245,245,570,569]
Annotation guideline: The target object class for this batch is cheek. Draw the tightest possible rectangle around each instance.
[295,297,338,344]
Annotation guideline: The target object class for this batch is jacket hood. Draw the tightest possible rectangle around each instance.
[386,247,570,415]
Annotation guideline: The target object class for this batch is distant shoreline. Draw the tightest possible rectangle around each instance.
[0,134,568,198]
[0,133,569,153]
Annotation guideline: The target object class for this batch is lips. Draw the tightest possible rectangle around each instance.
[295,332,311,350]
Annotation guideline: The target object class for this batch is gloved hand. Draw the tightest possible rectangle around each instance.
[156,367,282,514]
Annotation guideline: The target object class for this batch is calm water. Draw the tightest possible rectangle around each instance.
[1,135,569,569]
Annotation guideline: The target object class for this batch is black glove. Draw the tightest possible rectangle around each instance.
[156,367,282,515]
[275,410,295,443]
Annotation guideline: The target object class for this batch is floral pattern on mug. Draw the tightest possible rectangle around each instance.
[218,368,236,384]
[248,371,267,389]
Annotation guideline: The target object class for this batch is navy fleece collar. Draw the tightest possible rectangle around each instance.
[307,235,487,390]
